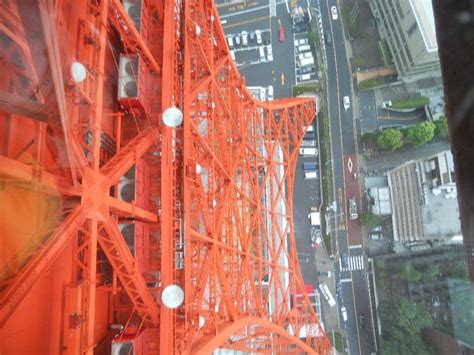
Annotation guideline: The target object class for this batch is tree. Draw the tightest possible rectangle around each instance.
[360,212,380,229]
[398,262,422,283]
[425,264,440,281]
[435,116,448,139]
[378,297,433,355]
[377,128,404,151]
[407,121,436,146]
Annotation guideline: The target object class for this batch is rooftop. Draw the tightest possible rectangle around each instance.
[409,0,438,52]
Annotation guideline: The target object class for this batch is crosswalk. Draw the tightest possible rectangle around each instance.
[339,255,364,272]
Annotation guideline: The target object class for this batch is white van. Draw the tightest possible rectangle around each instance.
[299,147,318,156]
[297,44,311,53]
[304,171,318,179]
[298,57,315,67]
[259,46,266,62]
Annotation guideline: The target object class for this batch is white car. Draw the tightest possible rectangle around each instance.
[331,6,338,20]
[267,85,274,101]
[294,38,308,46]
[227,35,234,48]
[266,45,273,61]
[260,87,267,101]
[230,50,235,61]
[255,29,263,45]
[382,100,393,108]
[299,147,318,156]
[343,96,350,111]
[341,306,348,322]
[241,31,248,46]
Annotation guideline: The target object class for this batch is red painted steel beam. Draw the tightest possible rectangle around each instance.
[107,196,158,222]
[0,155,81,196]
[0,205,87,327]
[0,90,48,122]
[99,127,159,184]
[99,218,159,326]
[108,0,160,74]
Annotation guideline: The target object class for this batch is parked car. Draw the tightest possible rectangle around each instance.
[343,96,350,110]
[263,32,270,45]
[278,27,285,42]
[299,147,318,156]
[293,24,307,33]
[294,38,308,46]
[299,66,315,74]
[241,31,248,46]
[331,6,338,20]
[382,100,393,108]
[266,45,273,61]
[318,270,332,277]
[369,233,382,241]
[255,29,262,44]
[260,87,267,101]
[249,31,256,42]
[267,85,274,101]
[234,34,241,46]
[227,36,234,48]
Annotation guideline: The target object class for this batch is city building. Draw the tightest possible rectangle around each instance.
[369,0,442,83]
[387,150,461,244]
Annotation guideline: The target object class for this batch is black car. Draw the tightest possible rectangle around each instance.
[234,34,241,46]
[249,31,256,42]
[341,253,349,269]
[299,66,315,75]
[293,24,307,33]
[325,31,332,45]
[359,314,366,329]
[262,32,270,45]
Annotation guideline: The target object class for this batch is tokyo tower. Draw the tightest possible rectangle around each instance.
[0,0,330,353]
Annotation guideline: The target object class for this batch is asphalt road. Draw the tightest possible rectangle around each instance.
[320,0,376,353]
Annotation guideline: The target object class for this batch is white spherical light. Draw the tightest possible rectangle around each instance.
[162,107,183,128]
[161,284,184,309]
[71,62,87,83]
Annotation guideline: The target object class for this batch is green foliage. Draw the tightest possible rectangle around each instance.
[392,96,430,109]
[451,260,469,280]
[292,84,318,97]
[354,57,366,69]
[359,77,385,91]
[407,121,436,146]
[377,128,404,151]
[379,297,433,355]
[360,212,380,229]
[379,39,393,66]
[425,264,440,281]
[398,262,422,282]
[307,31,319,45]
[435,116,448,139]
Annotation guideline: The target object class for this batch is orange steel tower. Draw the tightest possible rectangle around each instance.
[0,0,331,353]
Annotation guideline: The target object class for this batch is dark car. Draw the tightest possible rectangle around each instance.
[359,314,366,328]
[325,31,332,45]
[234,34,241,46]
[341,253,349,269]
[249,31,256,42]
[299,66,315,74]
[262,32,270,45]
[293,24,307,33]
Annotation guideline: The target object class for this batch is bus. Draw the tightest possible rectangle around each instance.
[318,283,336,307]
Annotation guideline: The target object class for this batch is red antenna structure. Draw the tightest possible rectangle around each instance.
[0,0,330,353]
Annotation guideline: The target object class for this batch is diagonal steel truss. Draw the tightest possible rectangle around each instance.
[0,0,330,353]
